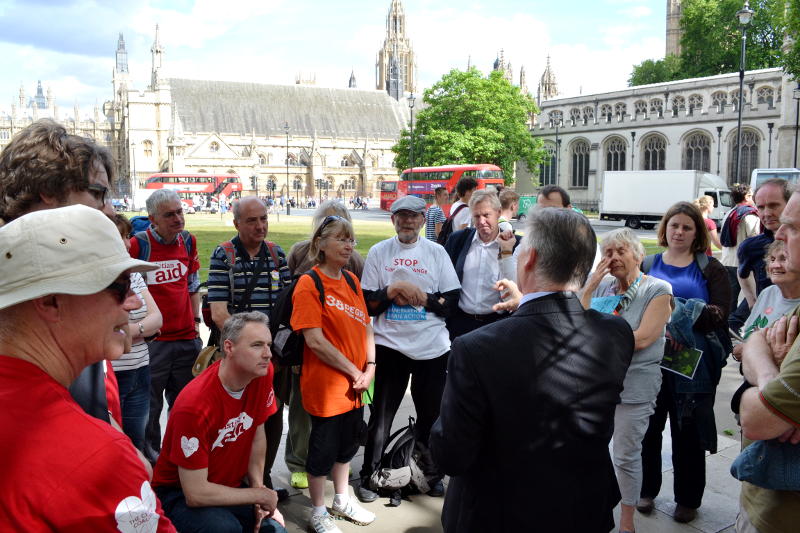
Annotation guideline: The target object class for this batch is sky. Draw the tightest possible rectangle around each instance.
[0,0,666,115]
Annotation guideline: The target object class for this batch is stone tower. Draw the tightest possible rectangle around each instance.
[150,24,166,90]
[519,65,528,95]
[376,0,415,97]
[666,0,682,57]
[348,70,357,88]
[537,56,558,105]
[493,50,513,83]
[113,33,130,103]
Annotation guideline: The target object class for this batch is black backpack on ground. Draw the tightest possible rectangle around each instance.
[269,268,358,367]
[368,417,430,505]
[436,203,468,245]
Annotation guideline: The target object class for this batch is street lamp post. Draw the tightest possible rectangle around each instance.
[716,126,723,175]
[630,131,636,170]
[408,92,416,173]
[735,0,754,183]
[284,122,290,215]
[767,122,774,167]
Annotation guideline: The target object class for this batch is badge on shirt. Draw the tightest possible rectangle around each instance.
[270,270,280,291]
[386,303,427,321]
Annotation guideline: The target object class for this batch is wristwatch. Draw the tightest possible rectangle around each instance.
[138,322,145,336]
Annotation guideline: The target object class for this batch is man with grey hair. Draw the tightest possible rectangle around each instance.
[431,207,635,533]
[0,205,175,531]
[444,189,520,339]
[152,312,286,533]
[207,195,290,493]
[130,188,202,463]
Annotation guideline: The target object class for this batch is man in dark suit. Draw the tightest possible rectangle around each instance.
[430,207,635,533]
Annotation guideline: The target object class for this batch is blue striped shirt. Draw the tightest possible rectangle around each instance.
[426,205,446,241]
[207,237,291,314]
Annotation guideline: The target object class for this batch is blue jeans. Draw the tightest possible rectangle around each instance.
[156,487,287,533]
[114,365,151,452]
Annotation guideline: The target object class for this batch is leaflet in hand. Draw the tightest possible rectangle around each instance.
[661,342,703,380]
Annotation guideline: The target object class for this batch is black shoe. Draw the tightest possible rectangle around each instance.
[356,482,378,503]
[636,497,654,515]
[427,480,444,497]
[388,489,402,507]
[673,504,697,523]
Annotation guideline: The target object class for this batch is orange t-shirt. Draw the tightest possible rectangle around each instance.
[290,266,368,417]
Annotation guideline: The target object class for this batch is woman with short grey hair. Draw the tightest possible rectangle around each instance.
[580,227,673,533]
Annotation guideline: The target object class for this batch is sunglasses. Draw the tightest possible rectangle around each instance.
[319,215,343,231]
[105,277,132,303]
[87,183,108,206]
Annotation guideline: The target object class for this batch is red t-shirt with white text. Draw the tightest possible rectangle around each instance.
[0,356,175,532]
[152,360,277,489]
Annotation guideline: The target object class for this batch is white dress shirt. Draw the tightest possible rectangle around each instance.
[458,231,517,314]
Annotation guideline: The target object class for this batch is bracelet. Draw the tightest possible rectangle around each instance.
[366,361,376,366]
[498,250,513,258]
[138,322,145,336]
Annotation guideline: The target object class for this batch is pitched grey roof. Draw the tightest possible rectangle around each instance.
[169,78,409,139]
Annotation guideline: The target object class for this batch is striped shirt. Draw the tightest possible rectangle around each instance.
[425,205,446,241]
[207,236,291,314]
[111,272,149,372]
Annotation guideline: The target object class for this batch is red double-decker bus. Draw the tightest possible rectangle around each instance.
[144,173,243,207]
[380,164,505,212]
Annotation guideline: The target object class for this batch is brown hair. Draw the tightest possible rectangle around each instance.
[113,213,132,238]
[499,189,520,211]
[657,201,709,254]
[308,216,355,265]
[0,119,115,221]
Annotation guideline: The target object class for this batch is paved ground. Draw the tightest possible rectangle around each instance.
[253,358,746,533]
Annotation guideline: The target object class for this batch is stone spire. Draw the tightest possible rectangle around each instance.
[537,55,558,105]
[150,25,165,90]
[116,33,129,73]
[376,0,415,95]
[493,49,513,82]
[519,65,528,95]
[348,70,357,88]
[46,85,54,108]
[18,83,24,108]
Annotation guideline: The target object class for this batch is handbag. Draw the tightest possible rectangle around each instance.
[730,438,800,491]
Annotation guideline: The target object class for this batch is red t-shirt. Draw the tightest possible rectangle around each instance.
[0,356,175,532]
[152,360,277,489]
[129,229,199,341]
[105,361,123,427]
[704,217,717,256]
[290,266,368,417]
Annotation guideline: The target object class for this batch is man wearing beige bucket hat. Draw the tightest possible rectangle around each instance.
[0,205,176,532]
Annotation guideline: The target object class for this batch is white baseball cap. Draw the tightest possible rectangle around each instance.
[0,205,158,310]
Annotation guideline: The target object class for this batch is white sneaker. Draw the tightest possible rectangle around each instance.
[331,498,376,526]
[310,511,342,533]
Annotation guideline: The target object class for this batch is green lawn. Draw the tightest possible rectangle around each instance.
[129,212,664,281]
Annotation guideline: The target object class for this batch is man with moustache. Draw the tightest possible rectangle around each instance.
[356,195,461,503]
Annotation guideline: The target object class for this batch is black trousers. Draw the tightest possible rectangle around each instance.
[640,375,710,509]
[725,266,742,317]
[446,309,506,340]
[359,345,448,483]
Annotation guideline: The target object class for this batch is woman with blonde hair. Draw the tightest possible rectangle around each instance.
[693,195,722,255]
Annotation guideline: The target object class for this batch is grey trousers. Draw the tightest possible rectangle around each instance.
[284,370,311,473]
[613,400,657,506]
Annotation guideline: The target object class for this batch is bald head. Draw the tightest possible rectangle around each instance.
[233,196,268,249]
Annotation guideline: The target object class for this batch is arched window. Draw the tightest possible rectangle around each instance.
[730,89,747,110]
[341,157,351,167]
[548,110,563,124]
[605,137,627,171]
[143,140,153,158]
[614,102,627,119]
[570,140,590,188]
[600,104,613,121]
[258,154,267,165]
[672,95,686,112]
[757,86,775,107]
[209,141,219,153]
[711,91,727,110]
[569,108,581,124]
[582,106,594,123]
[0,129,10,140]
[688,94,703,111]
[649,98,664,116]
[538,144,557,186]
[641,135,666,170]
[242,146,250,157]
[682,132,711,172]
[729,129,760,181]
[286,153,298,166]
[634,100,648,115]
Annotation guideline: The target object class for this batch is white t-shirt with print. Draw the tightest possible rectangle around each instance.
[361,236,461,360]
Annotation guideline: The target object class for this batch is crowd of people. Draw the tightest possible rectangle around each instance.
[0,118,798,533]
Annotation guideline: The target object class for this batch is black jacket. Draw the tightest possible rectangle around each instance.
[430,292,634,533]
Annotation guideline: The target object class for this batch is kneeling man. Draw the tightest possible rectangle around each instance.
[152,312,287,533]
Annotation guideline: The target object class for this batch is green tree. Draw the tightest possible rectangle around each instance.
[392,68,543,184]
[628,55,683,86]
[680,0,785,78]
[783,0,800,79]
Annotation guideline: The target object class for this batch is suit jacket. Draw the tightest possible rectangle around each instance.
[430,292,634,533]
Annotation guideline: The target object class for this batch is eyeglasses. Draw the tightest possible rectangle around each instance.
[104,277,132,303]
[334,238,357,246]
[87,183,108,206]
[319,215,343,230]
